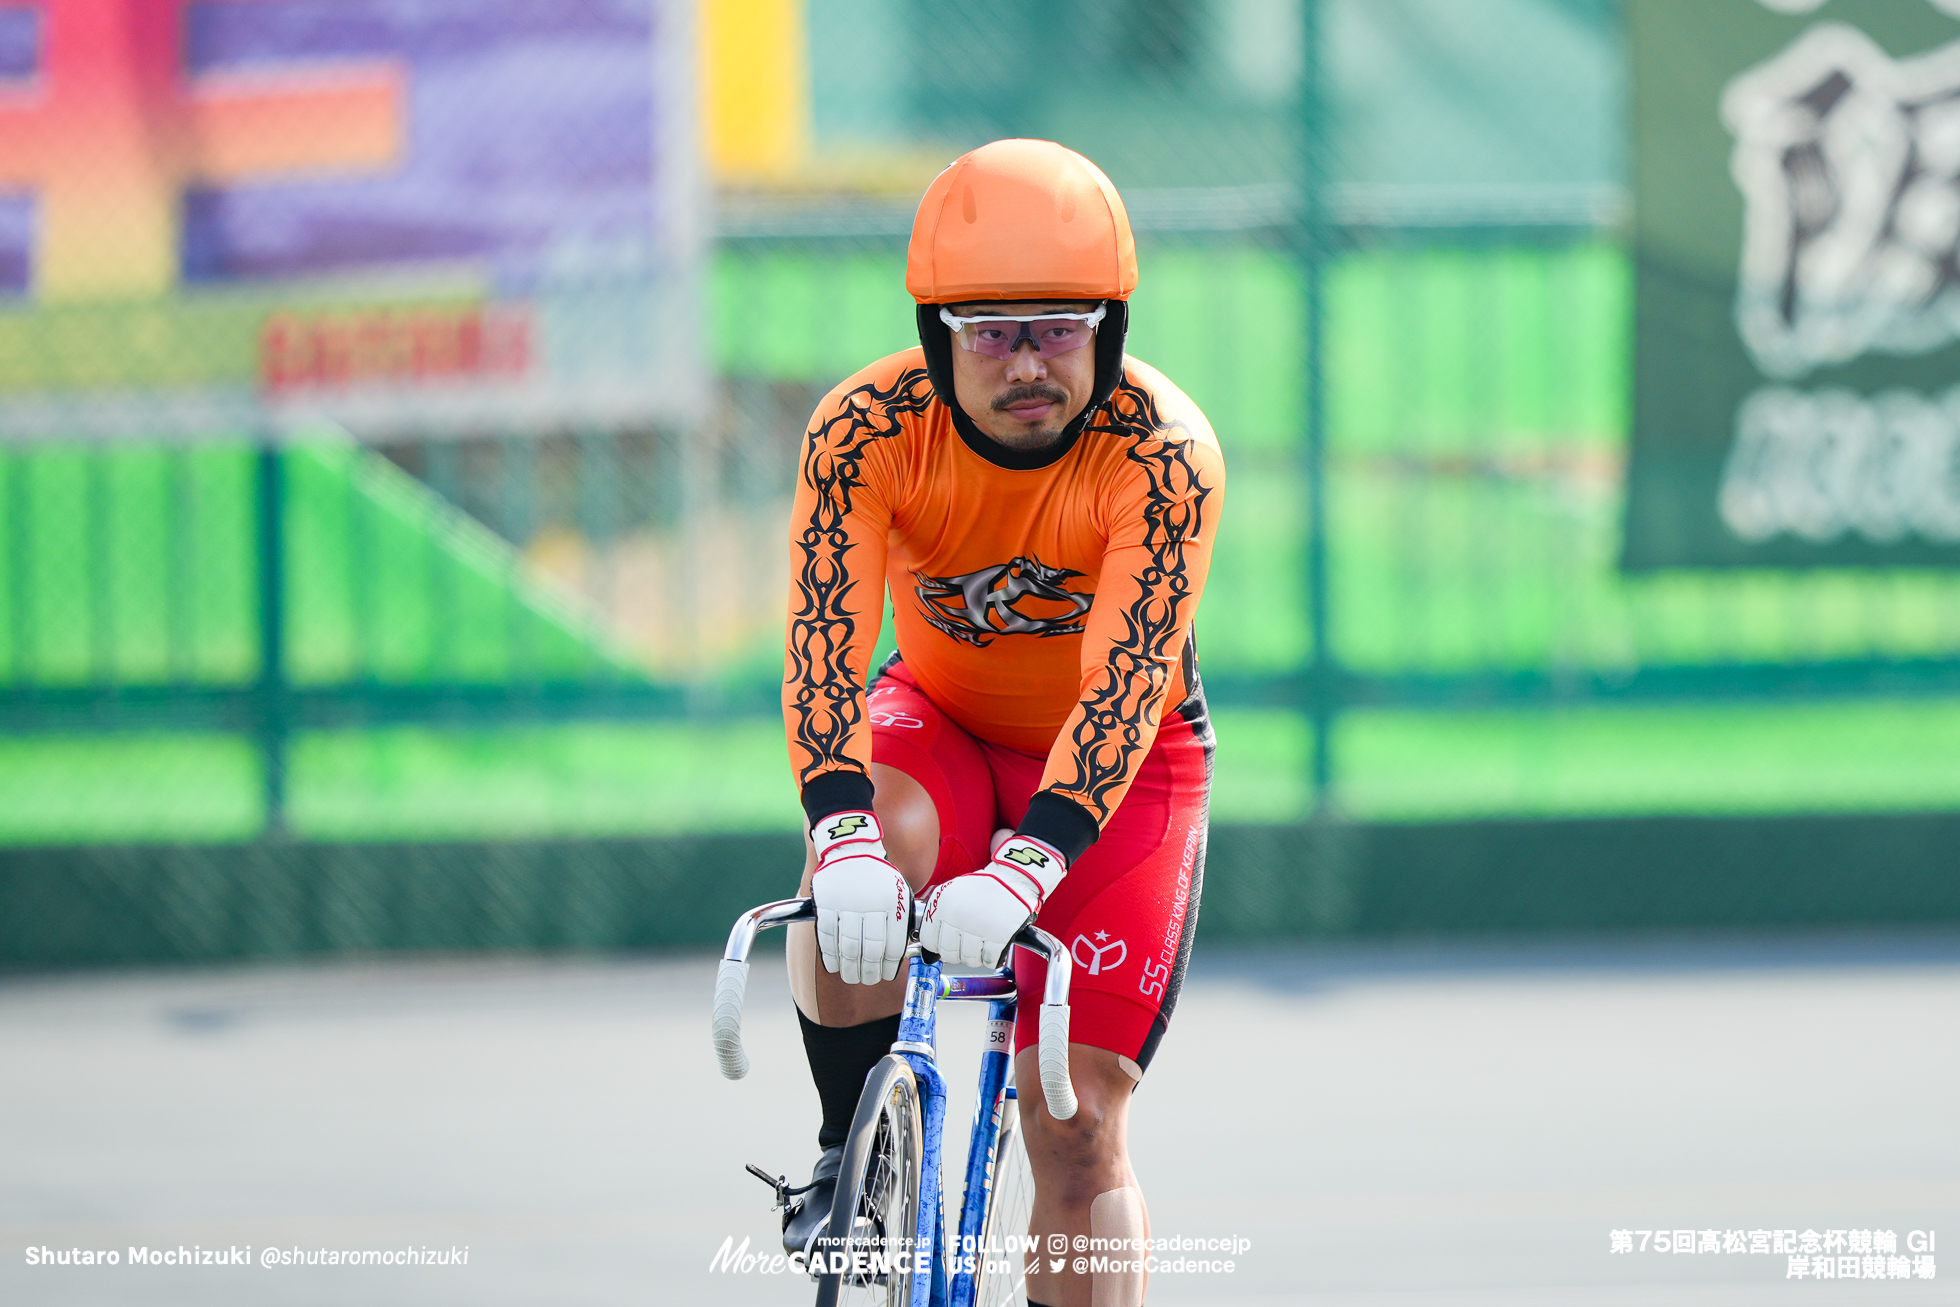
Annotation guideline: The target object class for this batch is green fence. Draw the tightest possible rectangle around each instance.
[8,230,1960,849]
[4,0,1959,961]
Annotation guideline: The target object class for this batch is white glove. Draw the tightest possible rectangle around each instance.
[920,836,1067,969]
[810,811,912,984]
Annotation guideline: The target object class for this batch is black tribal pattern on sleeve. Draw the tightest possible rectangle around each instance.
[786,368,936,785]
[1045,380,1216,822]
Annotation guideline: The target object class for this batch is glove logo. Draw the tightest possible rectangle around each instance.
[1071,931,1128,975]
[1002,845,1050,868]
[825,814,870,840]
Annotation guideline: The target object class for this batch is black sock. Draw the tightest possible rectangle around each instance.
[799,1009,901,1151]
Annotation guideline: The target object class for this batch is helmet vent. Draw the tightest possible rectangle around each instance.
[962,184,978,224]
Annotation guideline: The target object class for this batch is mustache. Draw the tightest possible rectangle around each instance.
[991,384,1069,412]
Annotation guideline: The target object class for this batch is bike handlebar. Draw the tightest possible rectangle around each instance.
[710,898,812,1080]
[710,897,1077,1121]
[1010,916,1079,1121]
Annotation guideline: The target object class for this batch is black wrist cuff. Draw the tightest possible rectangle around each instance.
[1016,791,1101,865]
[800,771,877,829]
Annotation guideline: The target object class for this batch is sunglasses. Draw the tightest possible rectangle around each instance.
[939,304,1107,360]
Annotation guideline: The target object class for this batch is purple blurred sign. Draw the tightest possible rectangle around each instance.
[0,0,702,439]
[180,0,665,289]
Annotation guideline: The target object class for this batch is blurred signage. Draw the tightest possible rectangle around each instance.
[1624,0,1960,566]
[260,305,533,394]
[0,0,702,439]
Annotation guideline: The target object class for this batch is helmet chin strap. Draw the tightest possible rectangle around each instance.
[914,300,1130,471]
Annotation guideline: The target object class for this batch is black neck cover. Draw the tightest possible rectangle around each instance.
[913,300,1130,471]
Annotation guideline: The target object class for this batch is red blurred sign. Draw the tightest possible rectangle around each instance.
[261,306,532,393]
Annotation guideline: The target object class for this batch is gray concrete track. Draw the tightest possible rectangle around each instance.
[2,931,1955,1306]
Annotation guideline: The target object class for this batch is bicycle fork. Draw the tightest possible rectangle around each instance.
[899,961,1026,1307]
[894,959,950,1307]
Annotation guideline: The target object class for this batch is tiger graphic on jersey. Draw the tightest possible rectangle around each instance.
[912,556,1092,647]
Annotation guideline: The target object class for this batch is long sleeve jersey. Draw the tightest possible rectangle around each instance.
[784,347,1225,857]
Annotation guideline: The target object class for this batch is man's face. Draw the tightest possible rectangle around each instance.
[946,301,1099,452]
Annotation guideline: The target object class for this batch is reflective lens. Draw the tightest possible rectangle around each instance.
[939,305,1106,359]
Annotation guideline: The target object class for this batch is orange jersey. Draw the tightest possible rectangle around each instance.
[784,347,1225,829]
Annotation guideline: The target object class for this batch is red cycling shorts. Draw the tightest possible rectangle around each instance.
[867,659,1212,1074]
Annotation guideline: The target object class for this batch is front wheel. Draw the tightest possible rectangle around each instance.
[972,1091,1034,1307]
[815,1055,924,1307]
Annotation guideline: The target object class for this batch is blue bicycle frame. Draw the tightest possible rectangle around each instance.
[711,899,1074,1307]
[892,950,1018,1307]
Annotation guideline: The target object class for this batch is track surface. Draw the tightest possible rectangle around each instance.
[4,931,1955,1305]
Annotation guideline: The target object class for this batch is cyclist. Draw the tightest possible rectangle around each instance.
[782,138,1223,1307]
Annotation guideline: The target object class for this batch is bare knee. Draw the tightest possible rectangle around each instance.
[869,762,938,891]
[1024,1099,1121,1203]
[1016,1046,1137,1205]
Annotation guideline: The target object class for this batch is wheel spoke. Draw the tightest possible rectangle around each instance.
[817,1063,920,1307]
[973,1099,1034,1307]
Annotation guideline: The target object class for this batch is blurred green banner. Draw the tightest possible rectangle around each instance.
[1625,0,1960,567]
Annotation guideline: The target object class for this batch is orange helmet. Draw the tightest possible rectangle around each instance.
[906,140,1137,305]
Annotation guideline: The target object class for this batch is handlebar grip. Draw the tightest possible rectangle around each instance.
[711,958,751,1080]
[1038,1002,1077,1120]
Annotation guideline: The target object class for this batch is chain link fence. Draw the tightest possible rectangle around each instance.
[2,0,1957,960]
